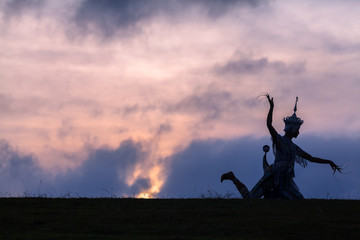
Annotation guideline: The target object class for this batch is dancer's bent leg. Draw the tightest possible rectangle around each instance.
[221,171,250,199]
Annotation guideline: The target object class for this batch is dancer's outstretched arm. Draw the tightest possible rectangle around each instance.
[298,151,342,173]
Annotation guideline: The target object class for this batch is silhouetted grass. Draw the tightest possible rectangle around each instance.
[0,198,359,239]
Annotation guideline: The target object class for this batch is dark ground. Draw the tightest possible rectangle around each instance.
[0,198,359,239]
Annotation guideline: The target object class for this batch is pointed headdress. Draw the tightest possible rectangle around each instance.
[283,97,304,133]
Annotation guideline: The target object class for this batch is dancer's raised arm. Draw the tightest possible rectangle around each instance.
[266,94,277,140]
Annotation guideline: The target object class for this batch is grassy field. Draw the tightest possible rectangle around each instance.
[0,198,359,239]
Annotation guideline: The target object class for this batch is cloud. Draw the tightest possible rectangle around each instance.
[0,139,47,196]
[71,0,267,38]
[0,139,151,197]
[54,139,151,197]
[166,90,239,122]
[156,123,172,136]
[2,0,45,20]
[119,104,157,117]
[0,93,103,120]
[72,0,156,38]
[160,135,360,199]
[186,0,266,18]
[0,93,44,117]
[214,56,306,76]
[57,118,75,139]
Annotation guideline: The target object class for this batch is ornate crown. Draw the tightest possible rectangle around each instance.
[283,97,304,126]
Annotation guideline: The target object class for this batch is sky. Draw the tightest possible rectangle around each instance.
[0,0,359,199]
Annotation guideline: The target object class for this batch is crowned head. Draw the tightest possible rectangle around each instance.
[283,97,304,135]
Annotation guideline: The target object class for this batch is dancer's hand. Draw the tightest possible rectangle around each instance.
[329,161,342,174]
[266,93,274,108]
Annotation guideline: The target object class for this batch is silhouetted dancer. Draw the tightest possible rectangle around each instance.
[221,93,342,199]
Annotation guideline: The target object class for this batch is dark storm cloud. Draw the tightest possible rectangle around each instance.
[72,0,266,38]
[214,57,306,75]
[0,139,46,196]
[55,139,150,197]
[160,135,360,199]
[73,0,156,38]
[0,139,150,197]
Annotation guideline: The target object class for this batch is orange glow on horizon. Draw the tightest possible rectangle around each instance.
[136,193,152,199]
